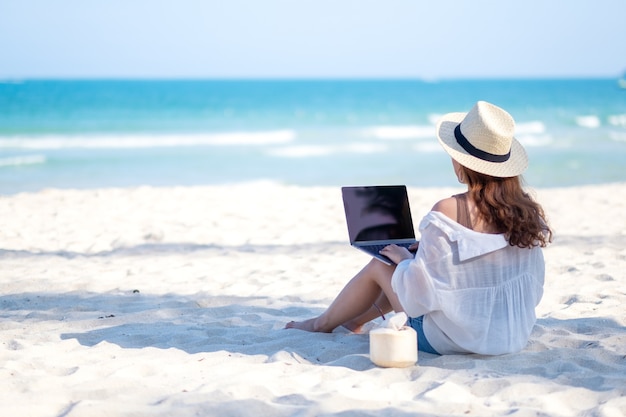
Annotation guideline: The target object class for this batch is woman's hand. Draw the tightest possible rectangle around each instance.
[379,244,414,265]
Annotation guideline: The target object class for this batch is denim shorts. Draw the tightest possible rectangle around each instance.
[406,315,440,355]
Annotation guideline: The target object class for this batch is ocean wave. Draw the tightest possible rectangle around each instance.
[512,121,550,147]
[576,115,601,128]
[0,130,296,149]
[268,142,388,158]
[0,154,46,167]
[516,134,553,147]
[608,114,626,128]
[268,145,333,158]
[364,125,434,140]
[428,114,444,125]
[516,121,546,134]
[609,132,626,143]
[413,142,442,153]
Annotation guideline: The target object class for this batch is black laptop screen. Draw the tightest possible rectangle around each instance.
[342,185,415,243]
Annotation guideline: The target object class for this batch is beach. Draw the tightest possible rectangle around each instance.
[1,182,625,417]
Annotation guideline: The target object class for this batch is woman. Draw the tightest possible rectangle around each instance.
[286,101,552,356]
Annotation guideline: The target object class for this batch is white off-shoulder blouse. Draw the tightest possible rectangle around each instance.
[391,211,545,355]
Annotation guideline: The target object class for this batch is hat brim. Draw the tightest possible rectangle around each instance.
[436,112,528,178]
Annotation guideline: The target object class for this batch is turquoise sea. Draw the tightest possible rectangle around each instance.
[1,79,625,195]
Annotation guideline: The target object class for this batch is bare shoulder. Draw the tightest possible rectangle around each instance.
[431,196,457,220]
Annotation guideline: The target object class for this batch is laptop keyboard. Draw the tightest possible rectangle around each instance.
[359,242,414,256]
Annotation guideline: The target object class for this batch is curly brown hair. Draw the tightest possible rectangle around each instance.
[461,166,552,248]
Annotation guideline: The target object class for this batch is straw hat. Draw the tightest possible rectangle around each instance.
[436,101,528,177]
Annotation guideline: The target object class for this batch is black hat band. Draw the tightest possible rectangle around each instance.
[454,125,511,163]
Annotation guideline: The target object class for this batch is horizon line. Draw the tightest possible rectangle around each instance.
[0,75,621,83]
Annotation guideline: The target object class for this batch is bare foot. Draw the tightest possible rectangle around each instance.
[285,318,331,333]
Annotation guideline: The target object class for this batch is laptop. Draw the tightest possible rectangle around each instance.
[341,185,417,265]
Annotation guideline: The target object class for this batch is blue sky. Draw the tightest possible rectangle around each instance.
[1,0,625,79]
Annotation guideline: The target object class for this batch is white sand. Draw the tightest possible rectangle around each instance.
[1,182,625,417]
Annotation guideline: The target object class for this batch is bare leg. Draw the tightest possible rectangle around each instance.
[342,292,394,333]
[285,259,404,332]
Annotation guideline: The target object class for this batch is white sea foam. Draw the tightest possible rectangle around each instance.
[513,122,550,147]
[609,132,626,143]
[516,134,553,147]
[413,142,442,153]
[576,115,601,128]
[268,142,388,158]
[0,154,46,167]
[515,121,546,135]
[428,114,443,125]
[365,125,434,140]
[268,145,333,158]
[343,143,388,153]
[0,130,296,150]
[608,114,626,128]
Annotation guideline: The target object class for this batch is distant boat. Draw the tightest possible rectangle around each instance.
[619,72,626,89]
